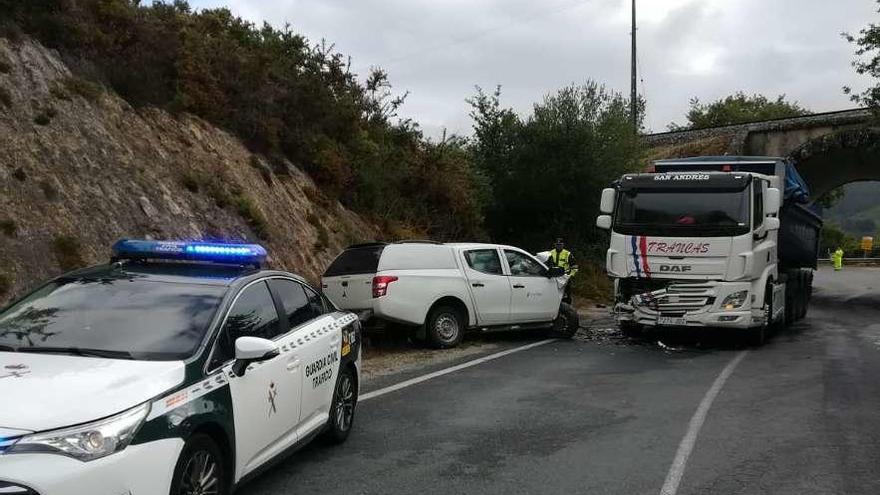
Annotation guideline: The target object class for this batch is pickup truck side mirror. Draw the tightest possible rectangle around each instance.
[596,215,612,230]
[600,188,616,214]
[764,217,780,231]
[764,188,781,215]
[232,336,280,377]
[547,266,565,278]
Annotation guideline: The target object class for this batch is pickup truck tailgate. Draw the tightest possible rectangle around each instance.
[322,274,374,311]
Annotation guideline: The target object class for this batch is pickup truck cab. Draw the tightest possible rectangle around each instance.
[322,242,578,348]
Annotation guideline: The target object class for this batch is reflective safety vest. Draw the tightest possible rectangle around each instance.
[549,249,572,274]
[832,249,844,270]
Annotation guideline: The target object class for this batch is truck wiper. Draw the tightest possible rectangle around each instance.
[17,346,135,360]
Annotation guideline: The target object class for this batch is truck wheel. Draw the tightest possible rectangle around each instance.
[747,326,766,347]
[550,303,579,338]
[763,283,779,332]
[797,271,809,320]
[170,434,229,495]
[784,277,796,326]
[426,305,464,349]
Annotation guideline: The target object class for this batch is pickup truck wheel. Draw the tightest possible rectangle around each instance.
[426,305,464,349]
[550,303,579,338]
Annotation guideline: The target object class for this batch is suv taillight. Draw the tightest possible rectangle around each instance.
[372,276,398,298]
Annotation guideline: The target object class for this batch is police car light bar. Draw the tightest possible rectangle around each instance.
[111,240,268,267]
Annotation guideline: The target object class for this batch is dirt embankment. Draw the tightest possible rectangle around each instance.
[0,37,379,304]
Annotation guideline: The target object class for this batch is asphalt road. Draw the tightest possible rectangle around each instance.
[241,266,880,495]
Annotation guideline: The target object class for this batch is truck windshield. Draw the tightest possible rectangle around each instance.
[0,277,226,361]
[615,189,750,237]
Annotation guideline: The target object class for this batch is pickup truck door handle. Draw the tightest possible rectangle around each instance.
[471,282,485,287]
[513,284,525,289]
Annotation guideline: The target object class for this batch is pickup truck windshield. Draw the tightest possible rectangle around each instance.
[615,189,750,237]
[0,277,226,360]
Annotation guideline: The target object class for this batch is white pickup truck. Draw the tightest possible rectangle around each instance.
[322,241,579,348]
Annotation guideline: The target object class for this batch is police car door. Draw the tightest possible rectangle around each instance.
[294,285,341,435]
[210,281,299,479]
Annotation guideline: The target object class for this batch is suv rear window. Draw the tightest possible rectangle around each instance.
[323,245,385,277]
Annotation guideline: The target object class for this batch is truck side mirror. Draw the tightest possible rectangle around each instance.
[596,215,612,230]
[600,188,616,214]
[764,217,780,231]
[764,188,781,215]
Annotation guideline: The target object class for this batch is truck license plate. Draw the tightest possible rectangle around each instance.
[658,316,686,326]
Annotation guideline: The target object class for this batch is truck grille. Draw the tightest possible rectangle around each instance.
[633,283,715,314]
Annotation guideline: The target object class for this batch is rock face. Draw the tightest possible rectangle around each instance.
[0,38,378,304]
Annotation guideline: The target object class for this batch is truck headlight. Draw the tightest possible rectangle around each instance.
[721,291,749,310]
[7,403,149,462]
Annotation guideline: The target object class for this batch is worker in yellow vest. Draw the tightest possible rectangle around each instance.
[832,247,844,271]
[548,238,578,303]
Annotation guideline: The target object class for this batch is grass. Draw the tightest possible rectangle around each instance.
[50,82,71,101]
[52,235,84,271]
[63,76,102,102]
[249,155,273,185]
[234,196,271,240]
[307,211,331,250]
[180,170,200,193]
[569,262,613,306]
[0,219,15,237]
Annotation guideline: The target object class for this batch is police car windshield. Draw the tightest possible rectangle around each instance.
[0,276,226,361]
[615,189,749,237]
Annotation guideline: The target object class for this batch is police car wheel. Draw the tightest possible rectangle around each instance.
[325,367,357,444]
[427,305,464,349]
[170,434,228,495]
[550,303,579,338]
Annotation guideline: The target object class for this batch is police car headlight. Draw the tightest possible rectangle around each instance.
[721,290,749,310]
[7,402,149,462]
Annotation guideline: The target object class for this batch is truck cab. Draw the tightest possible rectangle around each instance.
[597,157,820,343]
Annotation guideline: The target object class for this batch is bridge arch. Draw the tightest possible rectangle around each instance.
[787,127,880,199]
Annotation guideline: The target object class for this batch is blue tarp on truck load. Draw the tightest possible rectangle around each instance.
[784,162,811,203]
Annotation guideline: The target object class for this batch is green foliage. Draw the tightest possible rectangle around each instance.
[669,92,810,130]
[468,82,641,257]
[52,235,84,271]
[844,1,880,111]
[815,186,845,209]
[820,223,861,256]
[234,195,271,240]
[569,263,613,303]
[3,0,484,241]
[0,219,16,237]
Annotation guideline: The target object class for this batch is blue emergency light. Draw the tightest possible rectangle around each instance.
[111,239,268,267]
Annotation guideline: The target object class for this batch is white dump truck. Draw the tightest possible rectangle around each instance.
[596,156,822,344]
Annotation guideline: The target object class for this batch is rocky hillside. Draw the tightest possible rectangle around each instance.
[0,37,378,304]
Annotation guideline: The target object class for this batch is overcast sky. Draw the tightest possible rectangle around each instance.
[189,0,875,137]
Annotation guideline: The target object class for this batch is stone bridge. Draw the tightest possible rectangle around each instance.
[645,108,879,198]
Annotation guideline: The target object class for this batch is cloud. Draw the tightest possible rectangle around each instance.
[190,0,875,135]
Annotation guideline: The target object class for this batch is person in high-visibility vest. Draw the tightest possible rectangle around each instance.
[832,247,844,271]
[548,238,578,304]
[548,238,577,275]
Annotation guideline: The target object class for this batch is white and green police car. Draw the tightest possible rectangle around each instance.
[0,240,361,495]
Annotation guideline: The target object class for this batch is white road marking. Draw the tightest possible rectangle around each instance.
[360,339,557,402]
[660,350,749,495]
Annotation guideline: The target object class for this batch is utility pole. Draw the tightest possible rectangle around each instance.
[630,0,638,132]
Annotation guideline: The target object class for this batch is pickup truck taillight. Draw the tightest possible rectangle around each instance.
[372,276,398,298]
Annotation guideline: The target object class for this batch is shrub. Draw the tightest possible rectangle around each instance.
[33,107,57,125]
[52,235,84,271]
[39,179,59,200]
[0,273,10,298]
[569,262,613,304]
[63,76,102,102]
[234,196,271,240]
[49,82,71,101]
[180,170,200,193]
[0,57,10,74]
[11,167,26,181]
[0,86,12,107]
[0,219,16,236]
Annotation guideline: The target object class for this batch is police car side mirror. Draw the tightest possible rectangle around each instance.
[548,266,565,278]
[232,337,280,377]
[596,215,612,230]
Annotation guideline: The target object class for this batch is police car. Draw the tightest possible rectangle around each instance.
[0,240,361,495]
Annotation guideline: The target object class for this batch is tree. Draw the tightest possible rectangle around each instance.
[844,0,880,111]
[669,92,810,130]
[469,82,643,257]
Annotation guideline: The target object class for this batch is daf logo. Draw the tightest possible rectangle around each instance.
[659,265,692,272]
